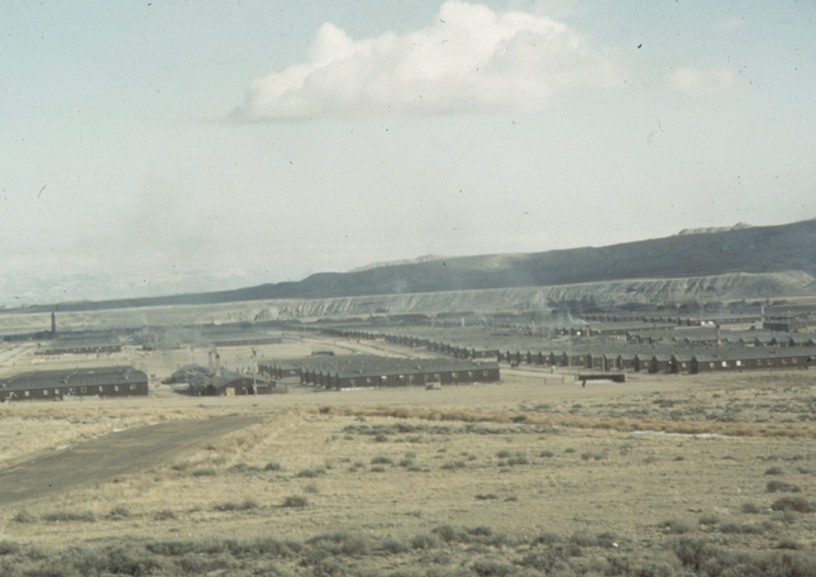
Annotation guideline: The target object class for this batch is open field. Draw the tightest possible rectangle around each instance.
[1,337,816,576]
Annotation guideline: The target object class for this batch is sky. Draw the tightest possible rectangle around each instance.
[1,0,814,306]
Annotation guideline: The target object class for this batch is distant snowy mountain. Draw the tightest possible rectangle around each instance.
[350,254,448,273]
[675,222,753,235]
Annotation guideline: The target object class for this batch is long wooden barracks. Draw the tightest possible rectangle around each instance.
[259,355,500,390]
[0,366,148,402]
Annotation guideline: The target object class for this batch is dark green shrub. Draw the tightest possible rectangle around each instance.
[772,496,814,513]
[153,509,177,521]
[596,532,618,549]
[432,525,463,543]
[505,456,529,466]
[228,463,261,474]
[410,533,442,550]
[379,538,411,554]
[41,511,96,523]
[519,546,576,573]
[661,519,695,534]
[470,559,515,576]
[71,544,171,577]
[0,541,20,556]
[569,532,599,547]
[699,513,720,526]
[213,499,258,512]
[12,510,36,523]
[776,538,800,550]
[228,537,300,559]
[531,532,561,545]
[466,526,493,537]
[629,561,677,577]
[718,521,772,535]
[282,496,308,508]
[302,532,371,562]
[671,537,816,577]
[296,466,326,478]
[145,539,228,556]
[105,506,131,520]
[767,480,801,493]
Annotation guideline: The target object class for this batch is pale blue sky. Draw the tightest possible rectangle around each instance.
[1,0,814,305]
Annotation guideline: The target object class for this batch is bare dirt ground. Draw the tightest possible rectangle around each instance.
[1,336,816,576]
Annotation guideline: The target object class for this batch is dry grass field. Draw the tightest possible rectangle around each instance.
[1,336,816,576]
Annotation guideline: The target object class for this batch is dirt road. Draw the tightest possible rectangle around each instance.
[0,415,260,506]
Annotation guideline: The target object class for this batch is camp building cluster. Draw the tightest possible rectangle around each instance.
[259,355,500,390]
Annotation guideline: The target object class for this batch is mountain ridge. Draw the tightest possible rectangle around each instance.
[5,219,815,314]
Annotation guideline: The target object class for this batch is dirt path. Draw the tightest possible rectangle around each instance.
[0,415,260,506]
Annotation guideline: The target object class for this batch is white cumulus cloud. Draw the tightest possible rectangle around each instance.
[236,0,624,119]
[662,66,738,94]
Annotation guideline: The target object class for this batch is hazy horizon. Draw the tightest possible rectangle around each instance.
[2,1,814,306]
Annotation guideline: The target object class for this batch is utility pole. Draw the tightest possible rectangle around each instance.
[252,348,258,394]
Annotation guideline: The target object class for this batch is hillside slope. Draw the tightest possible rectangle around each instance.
[9,219,816,313]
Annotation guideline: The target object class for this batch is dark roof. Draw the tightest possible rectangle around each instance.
[170,365,271,394]
[1,366,147,392]
[40,337,122,352]
[692,347,816,362]
[263,356,497,378]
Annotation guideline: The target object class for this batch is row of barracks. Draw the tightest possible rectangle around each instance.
[582,313,762,326]
[319,328,816,375]
[258,355,500,391]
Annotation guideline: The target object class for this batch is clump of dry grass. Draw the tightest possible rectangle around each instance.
[302,405,816,439]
